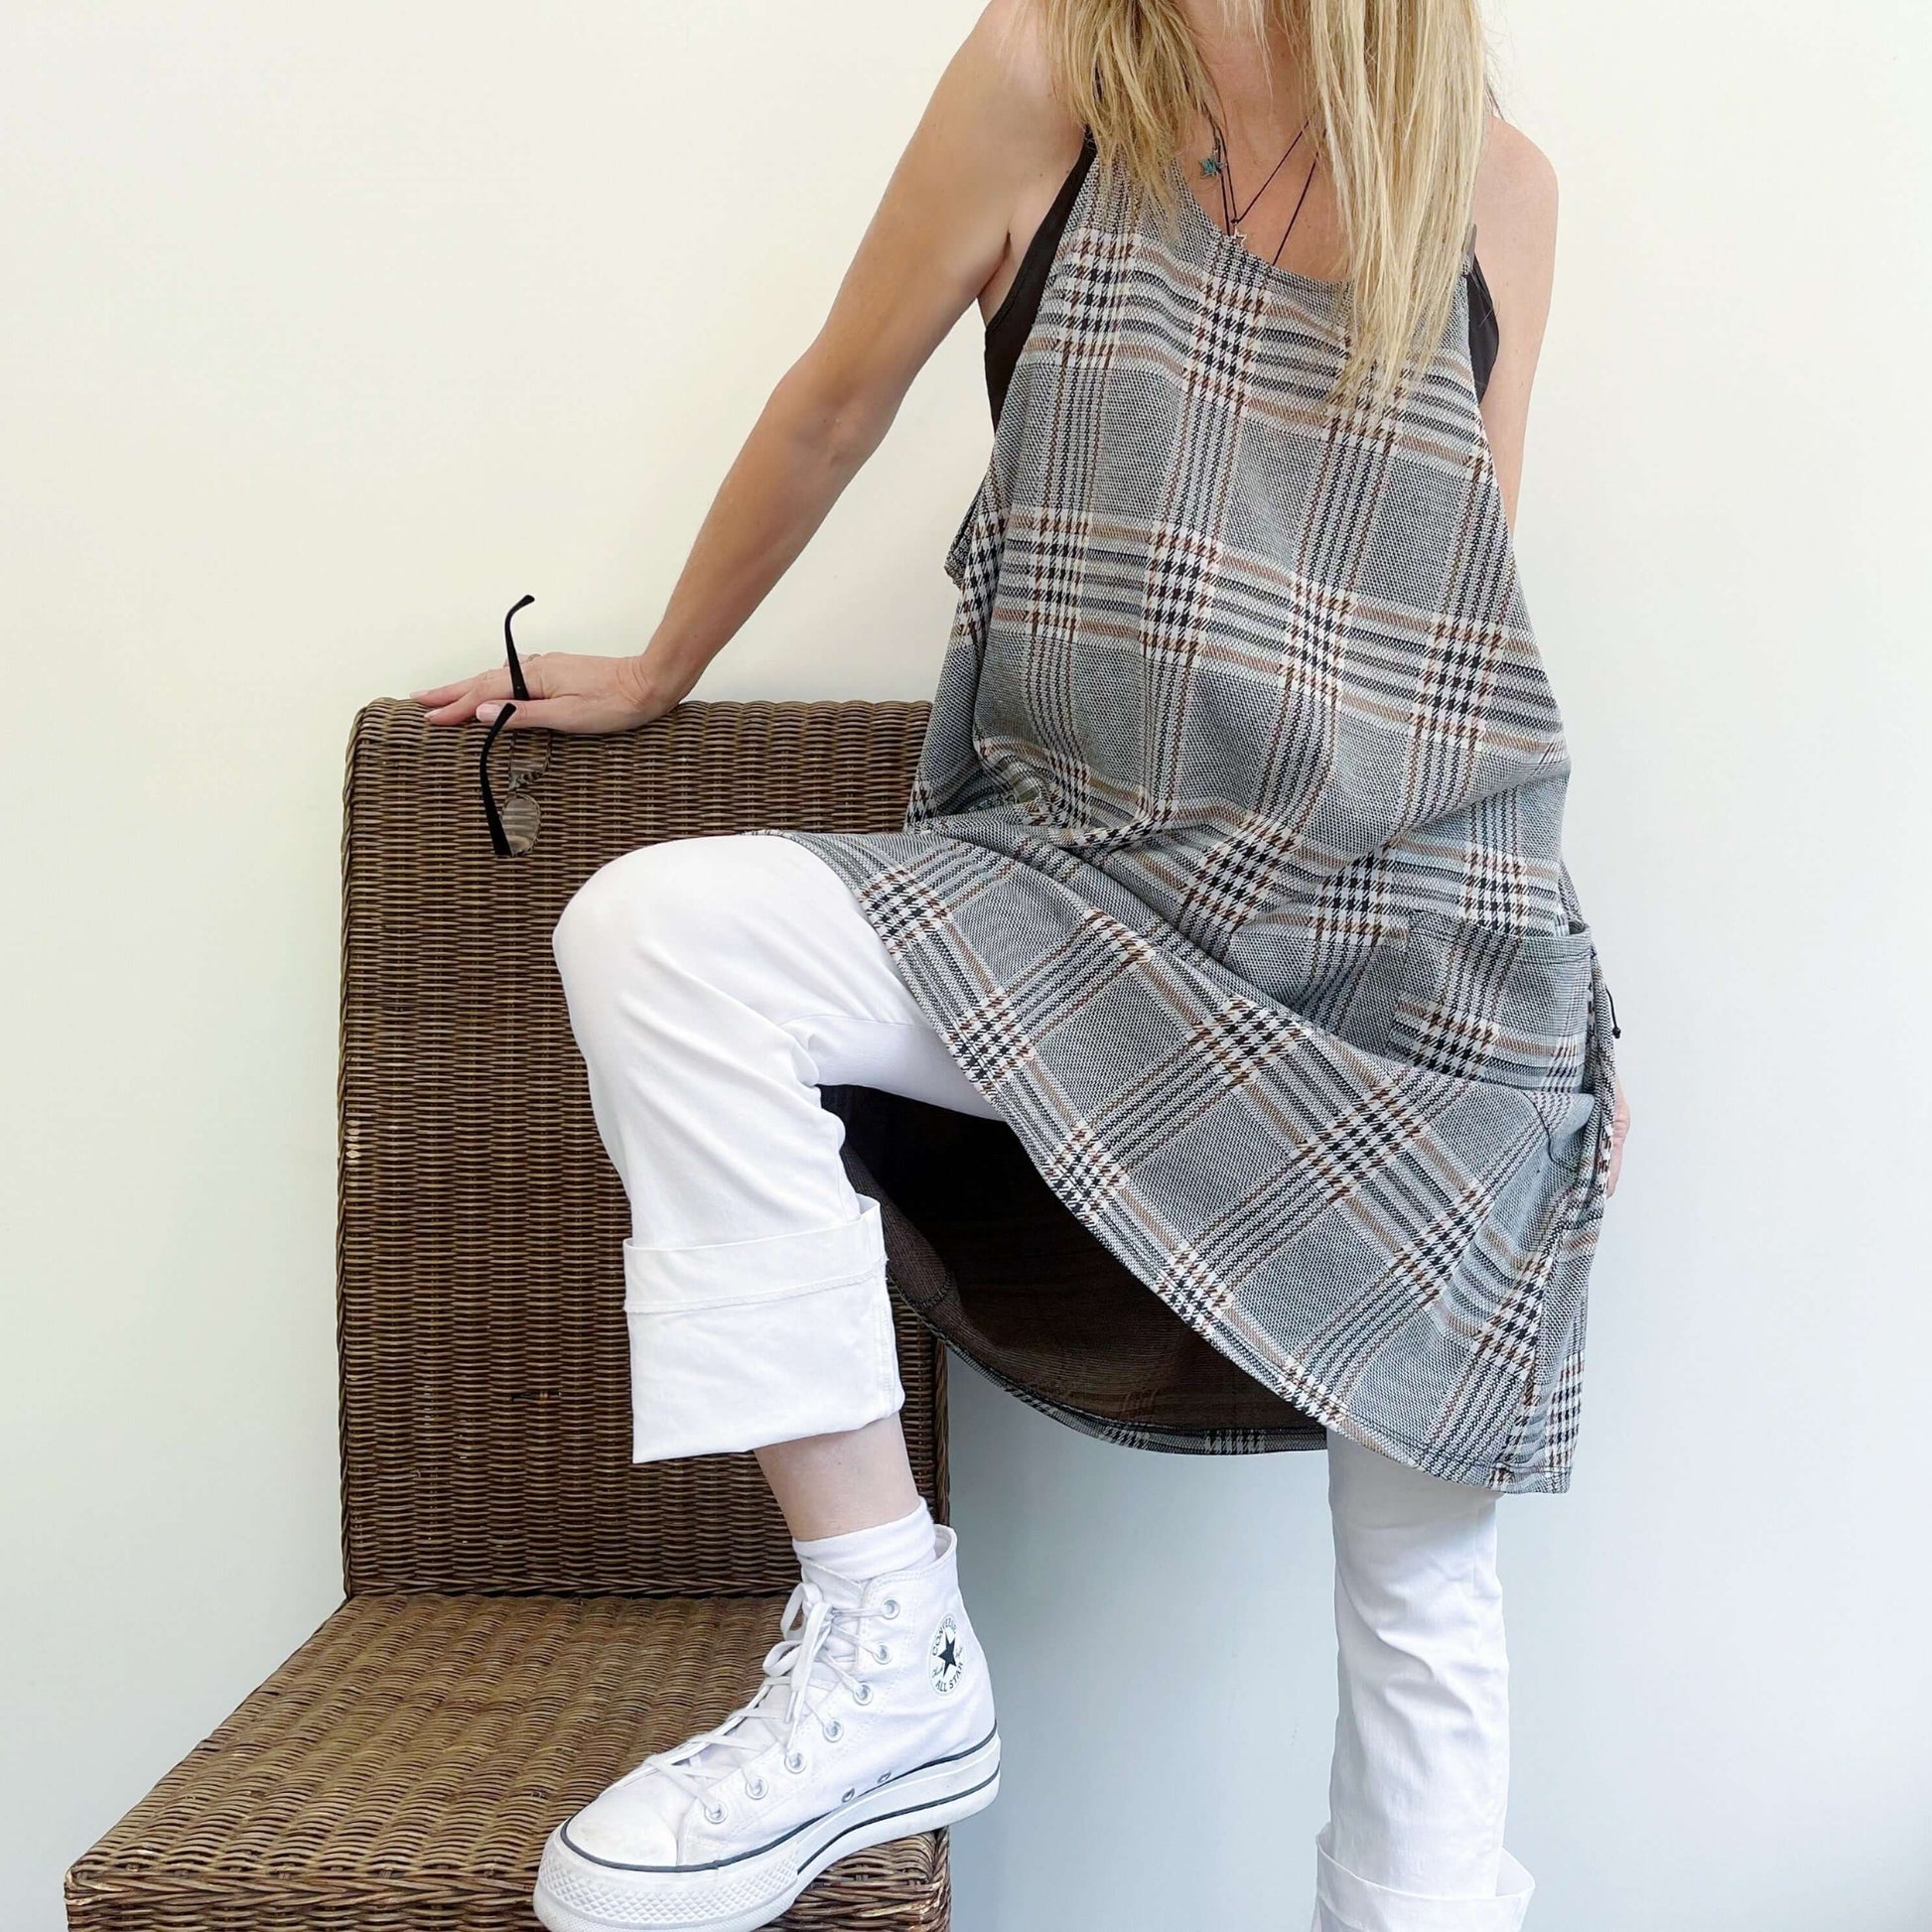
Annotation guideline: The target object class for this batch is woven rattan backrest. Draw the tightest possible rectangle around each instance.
[339,698,943,1595]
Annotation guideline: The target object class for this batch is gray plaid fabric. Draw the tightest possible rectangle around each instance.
[769,154,1617,1493]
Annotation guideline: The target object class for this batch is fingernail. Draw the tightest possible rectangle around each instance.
[477,702,500,723]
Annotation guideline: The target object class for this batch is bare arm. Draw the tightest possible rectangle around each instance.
[415,0,1079,733]
[1470,117,1559,527]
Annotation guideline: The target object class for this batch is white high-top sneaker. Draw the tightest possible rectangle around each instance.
[533,1524,998,1932]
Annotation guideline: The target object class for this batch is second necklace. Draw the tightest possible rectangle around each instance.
[1202,114,1320,267]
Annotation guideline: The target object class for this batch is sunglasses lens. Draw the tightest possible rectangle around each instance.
[498,791,542,855]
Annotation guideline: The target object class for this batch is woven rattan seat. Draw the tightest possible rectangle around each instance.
[67,697,1314,1932]
[66,1594,947,1930]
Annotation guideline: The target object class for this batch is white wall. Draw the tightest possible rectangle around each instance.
[4,4,1928,1928]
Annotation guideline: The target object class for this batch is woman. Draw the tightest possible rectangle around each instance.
[415,3,1630,1927]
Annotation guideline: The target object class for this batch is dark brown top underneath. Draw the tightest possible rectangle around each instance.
[984,130,1500,427]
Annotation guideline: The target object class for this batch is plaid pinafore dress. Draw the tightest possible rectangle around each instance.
[766,148,1618,1494]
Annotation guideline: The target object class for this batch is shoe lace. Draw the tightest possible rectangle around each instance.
[639,1580,871,1811]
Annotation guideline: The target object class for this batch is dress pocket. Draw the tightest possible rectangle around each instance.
[1388,909,1594,1094]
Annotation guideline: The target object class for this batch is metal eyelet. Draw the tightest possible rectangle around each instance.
[824,1718,844,1740]
[784,1750,806,1773]
[842,1787,858,1804]
[703,1802,726,1825]
[746,1776,766,1800]
[873,1643,891,1663]
[853,1683,875,1706]
[881,1596,901,1619]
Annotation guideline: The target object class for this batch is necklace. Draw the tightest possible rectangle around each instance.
[1199,113,1319,268]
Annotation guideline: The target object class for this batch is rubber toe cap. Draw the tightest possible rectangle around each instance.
[560,1783,681,1868]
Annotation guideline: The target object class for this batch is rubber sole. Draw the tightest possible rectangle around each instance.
[531,1731,1000,1932]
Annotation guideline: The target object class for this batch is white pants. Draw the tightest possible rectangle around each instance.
[551,832,1534,1931]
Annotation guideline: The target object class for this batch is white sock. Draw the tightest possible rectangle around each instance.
[663,1504,939,1784]
[791,1499,936,1584]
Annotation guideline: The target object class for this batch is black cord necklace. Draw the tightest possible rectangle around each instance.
[1201,114,1319,267]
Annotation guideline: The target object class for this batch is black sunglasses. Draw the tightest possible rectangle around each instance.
[479,594,551,858]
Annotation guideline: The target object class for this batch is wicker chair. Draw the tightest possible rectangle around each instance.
[67,696,1321,1932]
[66,700,960,1932]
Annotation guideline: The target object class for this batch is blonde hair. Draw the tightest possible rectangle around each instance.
[1037,0,1489,405]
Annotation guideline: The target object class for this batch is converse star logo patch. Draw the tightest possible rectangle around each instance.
[927,1616,964,1695]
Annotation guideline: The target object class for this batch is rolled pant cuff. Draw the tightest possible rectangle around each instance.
[1314,1832,1534,1932]
[623,1196,904,1462]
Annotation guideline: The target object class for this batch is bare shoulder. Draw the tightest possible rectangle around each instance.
[1478,117,1558,207]
[1472,117,1558,287]
[1467,121,1559,520]
[945,0,1085,312]
[971,0,1058,107]
[794,0,1081,414]
[958,0,1083,168]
